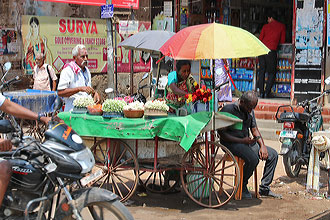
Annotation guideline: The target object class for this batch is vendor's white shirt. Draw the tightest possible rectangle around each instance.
[57,65,92,111]
[0,93,6,107]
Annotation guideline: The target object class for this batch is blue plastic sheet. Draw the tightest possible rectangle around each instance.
[3,89,58,113]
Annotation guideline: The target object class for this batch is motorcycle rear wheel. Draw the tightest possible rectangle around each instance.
[59,200,133,220]
[283,138,303,178]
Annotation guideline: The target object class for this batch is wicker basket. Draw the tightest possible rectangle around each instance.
[123,109,144,118]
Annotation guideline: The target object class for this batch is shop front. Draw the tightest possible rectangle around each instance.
[150,0,326,104]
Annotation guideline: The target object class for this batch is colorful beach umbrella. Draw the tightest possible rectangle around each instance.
[160,22,270,60]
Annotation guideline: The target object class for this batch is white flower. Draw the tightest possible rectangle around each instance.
[73,97,95,108]
[102,99,127,113]
[145,100,169,112]
[123,101,144,111]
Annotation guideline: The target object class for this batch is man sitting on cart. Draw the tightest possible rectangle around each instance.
[218,90,281,199]
[164,60,197,113]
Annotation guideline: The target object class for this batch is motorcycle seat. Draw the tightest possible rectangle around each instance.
[278,112,309,123]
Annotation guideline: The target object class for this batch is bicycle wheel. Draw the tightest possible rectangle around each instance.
[90,138,139,202]
[180,141,239,208]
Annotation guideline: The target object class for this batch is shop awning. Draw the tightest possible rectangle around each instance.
[36,0,139,8]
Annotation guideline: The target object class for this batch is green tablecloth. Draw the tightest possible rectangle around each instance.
[58,111,241,151]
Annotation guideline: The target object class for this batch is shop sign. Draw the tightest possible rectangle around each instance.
[21,15,107,75]
[112,0,139,9]
[36,0,139,9]
[119,21,139,35]
[116,21,151,73]
[164,1,172,17]
[101,4,114,18]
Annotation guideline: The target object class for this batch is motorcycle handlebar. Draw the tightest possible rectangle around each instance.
[0,76,20,90]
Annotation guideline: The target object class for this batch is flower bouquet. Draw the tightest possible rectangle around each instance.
[123,101,144,118]
[102,99,127,118]
[72,96,95,114]
[185,85,212,113]
[144,100,169,118]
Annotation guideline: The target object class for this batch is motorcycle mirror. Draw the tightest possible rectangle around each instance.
[105,88,114,94]
[1,62,12,83]
[325,76,330,85]
[53,97,63,112]
[3,62,11,73]
[141,73,149,80]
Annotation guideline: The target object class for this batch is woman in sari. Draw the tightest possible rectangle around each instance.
[165,60,197,112]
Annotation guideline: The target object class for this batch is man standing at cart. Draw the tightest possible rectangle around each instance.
[218,91,281,199]
[57,44,100,111]
[258,11,285,98]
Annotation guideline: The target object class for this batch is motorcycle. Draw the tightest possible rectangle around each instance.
[275,90,330,177]
[0,97,134,220]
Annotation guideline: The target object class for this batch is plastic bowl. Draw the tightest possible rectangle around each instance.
[87,106,103,115]
[123,109,144,118]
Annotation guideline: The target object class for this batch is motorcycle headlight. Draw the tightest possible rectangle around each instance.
[69,148,95,174]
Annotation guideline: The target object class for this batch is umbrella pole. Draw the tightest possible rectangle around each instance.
[155,54,161,99]
[212,59,216,132]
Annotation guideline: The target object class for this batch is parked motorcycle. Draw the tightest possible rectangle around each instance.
[132,72,154,103]
[275,90,330,177]
[0,97,134,220]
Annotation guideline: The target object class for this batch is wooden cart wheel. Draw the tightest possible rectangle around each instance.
[138,169,180,193]
[90,138,139,202]
[180,141,240,208]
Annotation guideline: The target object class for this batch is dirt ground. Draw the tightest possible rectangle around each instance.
[125,140,330,220]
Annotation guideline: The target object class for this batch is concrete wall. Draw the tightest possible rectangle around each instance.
[0,0,151,98]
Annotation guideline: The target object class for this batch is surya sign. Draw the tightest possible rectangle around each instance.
[58,19,98,34]
[22,15,107,74]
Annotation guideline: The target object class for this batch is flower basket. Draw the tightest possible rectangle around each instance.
[102,112,124,119]
[123,109,144,118]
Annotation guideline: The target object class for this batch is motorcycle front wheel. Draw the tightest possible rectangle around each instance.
[59,200,133,220]
[283,138,303,177]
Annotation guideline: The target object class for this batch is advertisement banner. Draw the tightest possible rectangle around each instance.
[36,0,139,9]
[112,0,139,9]
[116,21,151,73]
[22,15,107,75]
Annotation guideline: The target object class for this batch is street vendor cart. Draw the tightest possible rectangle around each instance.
[59,111,242,208]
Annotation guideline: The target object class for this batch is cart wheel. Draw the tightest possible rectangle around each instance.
[90,138,139,202]
[180,141,239,208]
[138,169,180,193]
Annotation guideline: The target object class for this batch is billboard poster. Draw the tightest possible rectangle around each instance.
[0,28,18,55]
[116,21,151,73]
[21,15,107,75]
